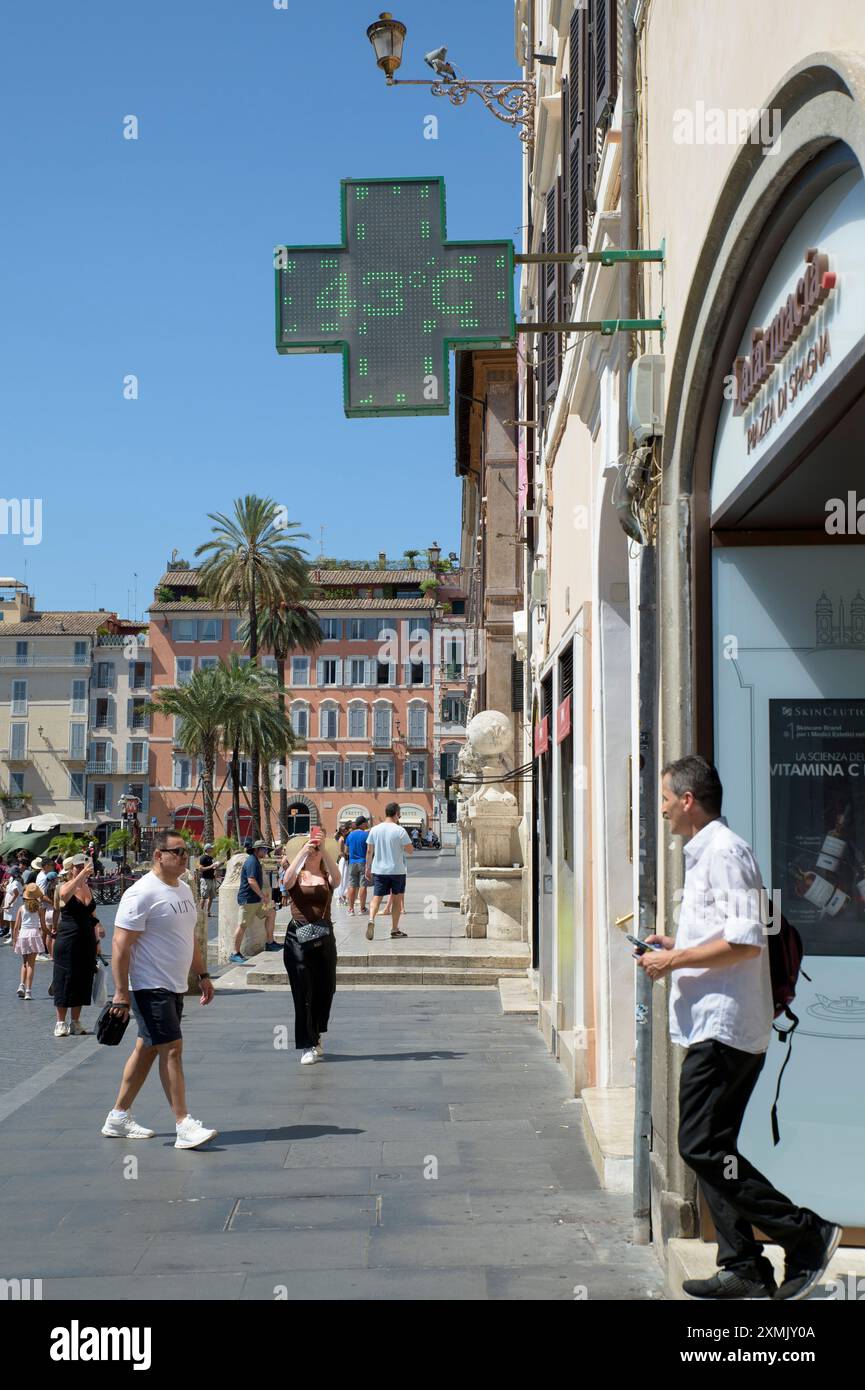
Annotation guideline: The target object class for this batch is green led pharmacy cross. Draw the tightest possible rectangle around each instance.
[275,177,515,418]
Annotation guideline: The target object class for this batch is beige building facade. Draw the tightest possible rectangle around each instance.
[512,0,865,1285]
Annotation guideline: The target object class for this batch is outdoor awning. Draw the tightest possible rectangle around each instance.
[398,808,427,827]
[0,830,56,859]
[4,812,98,833]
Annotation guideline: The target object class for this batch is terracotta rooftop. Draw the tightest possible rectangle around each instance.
[309,567,438,585]
[149,597,437,615]
[0,612,119,637]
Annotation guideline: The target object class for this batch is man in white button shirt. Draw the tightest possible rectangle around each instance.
[640,756,840,1302]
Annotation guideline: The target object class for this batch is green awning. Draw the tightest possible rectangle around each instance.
[0,830,55,859]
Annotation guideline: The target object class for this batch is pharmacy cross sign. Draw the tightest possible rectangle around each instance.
[275,177,515,417]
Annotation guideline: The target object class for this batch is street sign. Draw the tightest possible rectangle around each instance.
[275,177,514,418]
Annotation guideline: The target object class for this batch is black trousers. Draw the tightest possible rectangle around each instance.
[283,931,337,1050]
[678,1039,816,1275]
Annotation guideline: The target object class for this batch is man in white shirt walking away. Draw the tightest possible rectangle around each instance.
[640,755,841,1302]
[101,830,217,1150]
[365,803,414,941]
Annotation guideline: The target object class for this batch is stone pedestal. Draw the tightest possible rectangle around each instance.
[458,710,526,940]
[474,867,523,939]
[217,853,253,965]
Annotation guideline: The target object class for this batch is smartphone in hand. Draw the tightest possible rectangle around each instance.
[625,933,664,954]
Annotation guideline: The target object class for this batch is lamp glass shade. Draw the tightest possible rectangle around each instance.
[366,12,406,78]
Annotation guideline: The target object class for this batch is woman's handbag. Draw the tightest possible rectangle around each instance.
[291,917,332,949]
[96,1001,130,1046]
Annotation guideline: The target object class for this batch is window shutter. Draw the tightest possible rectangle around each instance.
[422,662,431,685]
[316,761,323,791]
[109,696,116,731]
[335,658,343,686]
[335,761,343,790]
[388,662,397,686]
[511,656,525,713]
[593,0,617,129]
[544,187,558,394]
[105,783,113,813]
[316,658,324,686]
[568,7,587,254]
[127,698,133,728]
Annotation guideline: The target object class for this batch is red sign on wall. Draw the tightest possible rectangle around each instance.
[534,716,549,756]
[556,696,572,743]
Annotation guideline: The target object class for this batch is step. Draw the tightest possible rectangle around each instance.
[336,950,529,970]
[252,963,528,987]
[498,976,539,1016]
[667,1237,865,1301]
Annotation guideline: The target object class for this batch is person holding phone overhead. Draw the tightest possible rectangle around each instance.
[280,827,340,1065]
[52,853,104,1037]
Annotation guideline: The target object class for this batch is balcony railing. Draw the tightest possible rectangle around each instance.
[87,759,118,774]
[3,748,32,763]
[0,654,90,667]
[125,759,148,774]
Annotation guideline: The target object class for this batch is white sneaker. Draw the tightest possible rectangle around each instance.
[70,1021,88,1035]
[101,1113,155,1139]
[54,1021,70,1037]
[300,1048,319,1065]
[36,953,51,963]
[24,990,32,1001]
[16,985,25,997]
[175,1115,218,1149]
[314,1042,324,1056]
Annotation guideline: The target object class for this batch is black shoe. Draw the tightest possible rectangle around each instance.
[683,1269,776,1300]
[775,1218,843,1301]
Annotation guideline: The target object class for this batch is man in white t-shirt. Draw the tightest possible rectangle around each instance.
[639,755,840,1303]
[365,802,413,941]
[101,831,217,1150]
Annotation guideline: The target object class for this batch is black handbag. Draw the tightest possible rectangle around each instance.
[291,917,332,950]
[96,1001,131,1046]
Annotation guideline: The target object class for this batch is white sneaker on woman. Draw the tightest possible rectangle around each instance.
[54,1021,70,1037]
[101,1112,155,1139]
[300,1048,319,1065]
[24,990,32,1000]
[70,1021,88,1035]
[175,1115,217,1149]
[16,985,24,997]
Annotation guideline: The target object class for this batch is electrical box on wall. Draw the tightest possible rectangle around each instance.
[628,353,665,441]
[531,567,548,606]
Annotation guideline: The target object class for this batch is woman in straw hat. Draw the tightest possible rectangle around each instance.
[13,882,47,1001]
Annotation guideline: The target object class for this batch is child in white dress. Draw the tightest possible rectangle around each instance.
[13,884,47,1000]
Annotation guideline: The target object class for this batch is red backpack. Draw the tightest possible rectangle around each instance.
[768,911,810,1145]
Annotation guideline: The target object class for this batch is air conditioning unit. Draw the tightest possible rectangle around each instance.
[531,567,548,606]
[628,353,665,442]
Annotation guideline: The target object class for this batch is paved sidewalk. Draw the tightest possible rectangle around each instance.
[0,984,663,1301]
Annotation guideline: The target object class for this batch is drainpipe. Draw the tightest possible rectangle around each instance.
[617,0,654,1245]
[633,541,656,1245]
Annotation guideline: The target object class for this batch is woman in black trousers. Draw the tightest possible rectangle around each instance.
[281,834,340,1066]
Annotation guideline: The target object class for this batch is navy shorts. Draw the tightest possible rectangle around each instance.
[373,873,406,897]
[131,989,184,1046]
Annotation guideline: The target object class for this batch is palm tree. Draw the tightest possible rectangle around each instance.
[219,658,297,843]
[238,600,322,838]
[150,667,227,844]
[195,496,309,835]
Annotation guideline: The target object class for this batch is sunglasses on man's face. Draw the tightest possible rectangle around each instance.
[161,845,189,859]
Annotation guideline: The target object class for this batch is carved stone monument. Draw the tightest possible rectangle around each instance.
[459,709,525,940]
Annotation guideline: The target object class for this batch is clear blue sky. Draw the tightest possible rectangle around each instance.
[0,0,521,620]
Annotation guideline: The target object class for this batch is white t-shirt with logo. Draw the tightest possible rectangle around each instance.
[367,822,412,876]
[115,871,197,993]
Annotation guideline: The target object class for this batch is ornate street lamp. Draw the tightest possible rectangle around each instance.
[366,12,535,145]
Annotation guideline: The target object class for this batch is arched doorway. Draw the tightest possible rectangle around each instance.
[173,805,205,839]
[225,808,254,842]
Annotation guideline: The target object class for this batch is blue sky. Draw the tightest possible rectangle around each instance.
[0,0,521,619]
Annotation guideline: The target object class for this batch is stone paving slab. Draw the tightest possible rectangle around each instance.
[0,985,663,1301]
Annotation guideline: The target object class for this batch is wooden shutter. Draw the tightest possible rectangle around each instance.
[544,187,559,394]
[568,5,588,252]
[511,656,524,713]
[592,0,617,128]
